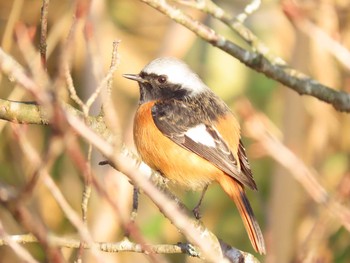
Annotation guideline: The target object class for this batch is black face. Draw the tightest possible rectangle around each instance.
[136,72,190,104]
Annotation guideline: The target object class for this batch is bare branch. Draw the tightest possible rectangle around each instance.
[235,0,261,23]
[39,0,50,68]
[0,223,39,263]
[141,0,350,112]
[0,234,259,262]
[64,112,232,262]
[237,99,350,231]
[0,234,190,255]
[0,48,51,105]
[283,2,350,71]
[176,0,284,64]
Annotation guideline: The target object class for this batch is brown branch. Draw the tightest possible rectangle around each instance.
[0,234,257,262]
[64,112,228,262]
[0,98,114,141]
[39,0,50,68]
[1,202,65,262]
[236,99,350,232]
[0,40,259,261]
[141,0,350,112]
[0,234,194,256]
[176,0,283,65]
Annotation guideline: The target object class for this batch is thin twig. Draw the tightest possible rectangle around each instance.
[12,124,104,262]
[100,40,121,117]
[79,143,93,261]
[125,186,139,238]
[1,200,65,262]
[0,233,259,262]
[0,222,39,263]
[15,24,51,92]
[176,0,284,65]
[237,99,350,231]
[0,234,194,256]
[142,0,350,112]
[64,112,230,263]
[65,65,86,110]
[0,48,51,105]
[0,42,259,262]
[39,0,50,68]
[236,0,261,23]
[283,3,350,72]
[85,42,119,110]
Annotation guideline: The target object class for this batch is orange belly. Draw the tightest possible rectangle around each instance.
[133,101,223,190]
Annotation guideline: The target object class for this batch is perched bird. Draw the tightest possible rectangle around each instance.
[123,57,266,254]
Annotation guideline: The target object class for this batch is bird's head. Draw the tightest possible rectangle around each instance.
[123,57,208,103]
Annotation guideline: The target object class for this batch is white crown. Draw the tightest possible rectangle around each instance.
[142,57,208,95]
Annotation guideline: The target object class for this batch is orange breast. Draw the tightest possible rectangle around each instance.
[134,101,221,190]
[134,102,243,190]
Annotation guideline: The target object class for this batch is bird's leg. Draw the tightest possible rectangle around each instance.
[192,185,208,219]
[125,186,139,238]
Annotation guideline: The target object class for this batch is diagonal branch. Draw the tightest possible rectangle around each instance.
[140,0,350,112]
[0,46,259,262]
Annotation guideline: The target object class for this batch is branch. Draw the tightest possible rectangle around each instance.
[236,99,350,232]
[0,234,196,255]
[39,0,50,67]
[0,46,259,262]
[64,112,228,262]
[141,0,350,112]
[0,234,258,262]
[0,98,114,141]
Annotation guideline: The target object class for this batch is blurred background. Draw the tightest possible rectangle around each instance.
[0,0,349,262]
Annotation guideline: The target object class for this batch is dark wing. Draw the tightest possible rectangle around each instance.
[238,139,257,190]
[151,102,256,189]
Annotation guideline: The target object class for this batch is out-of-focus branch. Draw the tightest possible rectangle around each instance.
[141,0,350,112]
[0,48,51,105]
[0,234,257,262]
[282,0,350,71]
[0,223,39,263]
[39,0,50,67]
[1,198,65,262]
[0,98,113,141]
[0,42,259,262]
[64,112,229,263]
[236,99,350,232]
[176,0,283,65]
[12,124,105,262]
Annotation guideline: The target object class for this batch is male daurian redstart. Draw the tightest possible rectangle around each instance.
[123,57,266,254]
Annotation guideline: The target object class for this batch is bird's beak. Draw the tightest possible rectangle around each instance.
[123,73,145,83]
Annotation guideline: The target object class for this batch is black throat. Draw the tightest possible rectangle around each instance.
[138,82,190,104]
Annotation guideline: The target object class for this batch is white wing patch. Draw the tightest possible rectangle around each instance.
[185,124,216,148]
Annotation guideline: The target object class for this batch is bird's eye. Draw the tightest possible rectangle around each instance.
[157,75,167,84]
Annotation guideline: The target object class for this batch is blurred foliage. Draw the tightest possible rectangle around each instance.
[0,0,350,262]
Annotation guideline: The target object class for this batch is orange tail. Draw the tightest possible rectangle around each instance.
[218,176,266,254]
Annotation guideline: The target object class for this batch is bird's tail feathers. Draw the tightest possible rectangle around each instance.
[218,176,266,254]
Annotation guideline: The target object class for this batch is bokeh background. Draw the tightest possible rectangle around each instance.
[0,0,350,262]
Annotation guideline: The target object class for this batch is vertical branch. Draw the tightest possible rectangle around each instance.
[98,40,121,148]
[40,0,50,68]
[99,40,120,117]
[125,186,139,238]
[79,144,93,260]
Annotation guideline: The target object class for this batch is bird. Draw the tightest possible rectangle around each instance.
[123,57,266,254]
